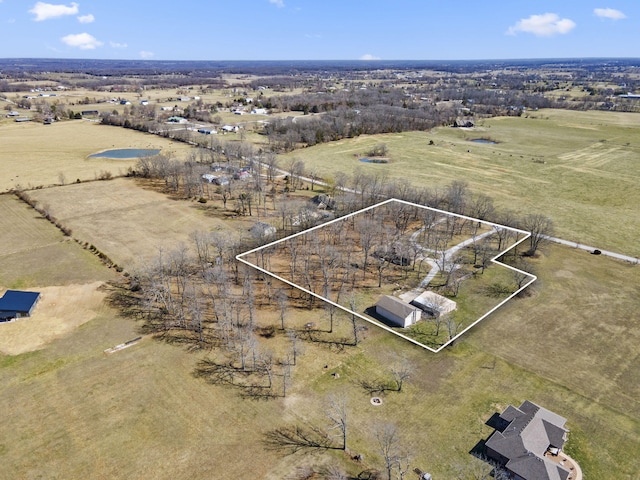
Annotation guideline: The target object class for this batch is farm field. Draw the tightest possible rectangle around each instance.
[1,100,639,478]
[0,195,114,288]
[0,245,638,478]
[0,120,192,192]
[27,178,255,267]
[281,109,640,258]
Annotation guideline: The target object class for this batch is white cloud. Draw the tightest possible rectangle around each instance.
[507,13,576,37]
[140,51,154,59]
[61,32,102,49]
[29,2,79,21]
[594,8,626,20]
[110,41,127,48]
[268,0,284,7]
[77,13,94,24]
[360,54,381,61]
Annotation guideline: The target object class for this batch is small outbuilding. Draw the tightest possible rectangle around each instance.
[375,295,421,328]
[410,291,457,318]
[0,290,41,321]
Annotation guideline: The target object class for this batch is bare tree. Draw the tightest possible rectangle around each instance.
[376,422,401,480]
[325,393,348,450]
[522,213,553,256]
[390,362,411,392]
[275,288,289,330]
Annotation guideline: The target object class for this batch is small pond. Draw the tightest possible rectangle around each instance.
[359,158,389,164]
[469,138,497,145]
[89,148,161,159]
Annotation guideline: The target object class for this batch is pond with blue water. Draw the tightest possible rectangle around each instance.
[359,158,389,164]
[89,148,161,159]
[469,138,497,144]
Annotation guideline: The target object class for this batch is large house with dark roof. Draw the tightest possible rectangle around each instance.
[485,400,570,480]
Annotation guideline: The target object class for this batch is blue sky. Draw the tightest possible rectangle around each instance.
[0,1,637,60]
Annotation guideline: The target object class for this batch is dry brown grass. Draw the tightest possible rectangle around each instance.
[0,282,108,355]
[27,178,258,267]
[0,195,114,288]
[0,120,192,192]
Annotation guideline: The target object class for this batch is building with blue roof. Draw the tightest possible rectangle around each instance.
[0,290,41,322]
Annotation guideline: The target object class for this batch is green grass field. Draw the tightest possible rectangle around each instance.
[281,109,640,258]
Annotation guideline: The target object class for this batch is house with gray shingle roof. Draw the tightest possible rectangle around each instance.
[485,400,570,480]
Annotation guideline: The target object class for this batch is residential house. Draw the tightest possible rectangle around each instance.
[485,400,571,480]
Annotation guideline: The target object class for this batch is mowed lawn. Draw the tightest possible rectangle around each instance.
[282,109,640,257]
[0,120,192,192]
[1,246,639,479]
[27,178,256,267]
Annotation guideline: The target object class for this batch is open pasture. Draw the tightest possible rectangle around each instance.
[0,120,192,192]
[0,195,114,288]
[27,178,255,267]
[282,109,640,257]
[471,244,640,420]
[1,244,639,478]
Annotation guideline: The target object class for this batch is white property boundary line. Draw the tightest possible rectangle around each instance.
[236,198,536,353]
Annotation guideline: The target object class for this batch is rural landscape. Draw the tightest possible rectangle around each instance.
[1,55,639,480]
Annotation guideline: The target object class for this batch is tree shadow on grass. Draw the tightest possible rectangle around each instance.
[193,358,279,400]
[263,424,339,454]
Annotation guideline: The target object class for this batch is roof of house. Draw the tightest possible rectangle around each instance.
[486,400,570,480]
[376,295,420,319]
[0,290,40,314]
[410,291,457,315]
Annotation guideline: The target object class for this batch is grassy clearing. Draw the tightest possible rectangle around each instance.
[0,312,285,479]
[27,178,256,267]
[1,260,638,479]
[0,195,114,287]
[282,109,640,257]
[0,121,192,192]
[470,244,640,420]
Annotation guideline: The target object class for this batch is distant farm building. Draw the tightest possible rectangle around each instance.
[221,125,239,133]
[249,222,277,240]
[197,128,217,135]
[14,117,32,123]
[0,290,41,322]
[375,295,421,328]
[81,110,99,117]
[6,111,20,117]
[485,400,571,480]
